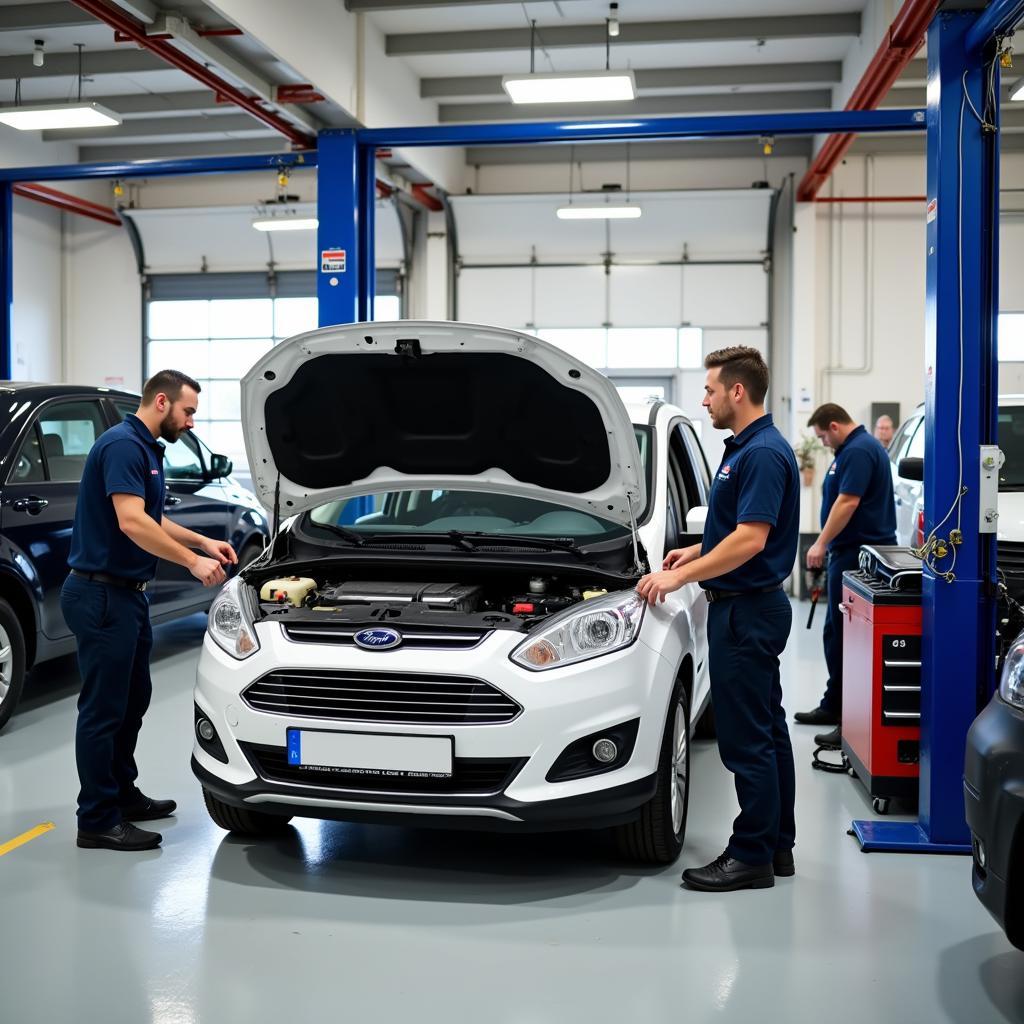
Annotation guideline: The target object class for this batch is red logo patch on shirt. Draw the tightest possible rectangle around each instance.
[151,469,159,475]
[722,465,731,475]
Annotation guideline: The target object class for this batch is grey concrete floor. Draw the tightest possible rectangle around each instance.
[1,600,1021,1024]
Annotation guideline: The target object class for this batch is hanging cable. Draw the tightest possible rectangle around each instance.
[76,43,84,103]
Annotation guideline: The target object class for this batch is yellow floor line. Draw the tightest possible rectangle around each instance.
[0,822,55,857]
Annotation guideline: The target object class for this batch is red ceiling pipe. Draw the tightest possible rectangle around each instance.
[411,183,444,212]
[814,195,926,203]
[70,0,316,148]
[13,183,122,226]
[797,0,938,202]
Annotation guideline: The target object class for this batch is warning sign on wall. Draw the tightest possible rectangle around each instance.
[321,249,346,273]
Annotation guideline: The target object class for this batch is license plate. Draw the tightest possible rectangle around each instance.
[286,729,454,779]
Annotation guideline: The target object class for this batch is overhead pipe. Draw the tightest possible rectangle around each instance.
[69,0,316,148]
[12,183,122,226]
[797,0,938,202]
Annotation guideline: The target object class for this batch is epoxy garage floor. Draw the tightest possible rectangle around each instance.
[1,599,1022,1024]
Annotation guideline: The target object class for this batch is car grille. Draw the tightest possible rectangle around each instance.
[242,669,522,725]
[281,623,489,651]
[240,742,524,795]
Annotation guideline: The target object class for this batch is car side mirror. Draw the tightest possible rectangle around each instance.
[898,457,923,481]
[210,453,233,479]
[684,505,708,540]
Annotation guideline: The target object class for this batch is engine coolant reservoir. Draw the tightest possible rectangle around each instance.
[259,577,317,606]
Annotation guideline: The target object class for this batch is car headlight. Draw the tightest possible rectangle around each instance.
[207,577,260,660]
[510,590,645,671]
[1000,637,1024,709]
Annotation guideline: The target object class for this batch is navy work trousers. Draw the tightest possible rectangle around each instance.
[707,588,795,865]
[60,574,153,831]
[819,545,864,716]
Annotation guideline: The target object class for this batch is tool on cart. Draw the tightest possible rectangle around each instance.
[805,567,824,628]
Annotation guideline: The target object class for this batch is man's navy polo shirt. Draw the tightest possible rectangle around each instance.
[68,414,165,581]
[701,413,800,591]
[821,424,897,550]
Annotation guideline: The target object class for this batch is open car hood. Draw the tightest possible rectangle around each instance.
[240,321,646,528]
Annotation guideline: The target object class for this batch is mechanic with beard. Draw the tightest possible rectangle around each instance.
[637,346,799,892]
[63,370,235,852]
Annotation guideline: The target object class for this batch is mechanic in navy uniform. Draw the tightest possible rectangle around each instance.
[638,346,799,892]
[793,403,897,747]
[62,370,236,852]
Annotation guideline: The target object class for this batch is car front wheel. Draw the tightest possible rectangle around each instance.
[0,599,27,732]
[612,680,690,864]
[203,787,292,836]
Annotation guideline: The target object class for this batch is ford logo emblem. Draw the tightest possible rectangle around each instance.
[354,627,402,651]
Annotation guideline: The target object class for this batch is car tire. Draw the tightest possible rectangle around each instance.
[613,679,690,865]
[235,538,266,574]
[202,787,292,836]
[694,696,716,740]
[0,598,28,733]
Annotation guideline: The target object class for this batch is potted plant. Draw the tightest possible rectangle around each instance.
[795,432,824,487]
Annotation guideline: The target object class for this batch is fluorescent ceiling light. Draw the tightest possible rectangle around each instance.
[252,215,319,232]
[503,70,636,104]
[557,204,642,220]
[560,121,643,131]
[0,102,121,131]
[1011,78,1024,101]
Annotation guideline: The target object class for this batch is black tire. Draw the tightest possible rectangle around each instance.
[0,598,28,733]
[234,538,266,574]
[694,694,717,740]
[203,787,292,836]
[613,680,691,865]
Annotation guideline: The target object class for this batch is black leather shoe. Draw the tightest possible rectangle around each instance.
[77,821,162,851]
[773,849,795,877]
[794,706,840,726]
[814,726,842,749]
[681,852,774,891]
[120,793,177,822]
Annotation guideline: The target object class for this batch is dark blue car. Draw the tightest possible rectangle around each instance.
[0,382,269,730]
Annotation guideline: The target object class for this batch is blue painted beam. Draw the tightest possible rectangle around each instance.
[316,131,359,328]
[0,151,318,184]
[917,8,996,849]
[0,183,10,381]
[357,143,376,323]
[357,108,926,148]
[966,0,1024,54]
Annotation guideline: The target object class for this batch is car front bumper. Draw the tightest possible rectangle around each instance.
[192,621,676,832]
[964,692,1024,949]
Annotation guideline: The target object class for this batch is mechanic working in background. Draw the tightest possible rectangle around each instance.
[63,370,236,853]
[793,404,896,749]
[874,414,895,448]
[638,346,799,893]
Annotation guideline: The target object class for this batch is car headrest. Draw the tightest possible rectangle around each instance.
[42,433,64,459]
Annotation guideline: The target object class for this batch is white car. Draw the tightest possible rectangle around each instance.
[890,400,1024,588]
[191,322,713,863]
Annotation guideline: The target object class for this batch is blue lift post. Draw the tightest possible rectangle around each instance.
[0,183,11,381]
[851,7,1000,854]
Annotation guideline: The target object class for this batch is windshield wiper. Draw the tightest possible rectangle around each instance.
[316,522,367,546]
[458,533,587,558]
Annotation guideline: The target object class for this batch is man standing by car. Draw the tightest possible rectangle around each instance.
[638,346,799,892]
[63,370,236,852]
[794,404,897,747]
[874,414,895,448]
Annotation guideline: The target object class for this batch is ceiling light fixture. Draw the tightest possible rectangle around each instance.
[556,204,642,219]
[608,3,620,38]
[252,215,319,232]
[0,44,121,131]
[502,17,635,104]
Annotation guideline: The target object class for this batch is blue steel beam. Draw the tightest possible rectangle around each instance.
[0,151,317,184]
[1,183,10,380]
[854,8,995,854]
[316,131,360,328]
[357,143,376,323]
[356,108,925,148]
[966,0,1024,54]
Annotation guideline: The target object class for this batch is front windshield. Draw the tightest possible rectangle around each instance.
[306,424,653,542]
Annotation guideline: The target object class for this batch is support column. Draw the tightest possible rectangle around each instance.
[1,183,11,380]
[316,130,360,327]
[853,8,996,854]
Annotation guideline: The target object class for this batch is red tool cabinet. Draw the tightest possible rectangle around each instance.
[840,568,921,813]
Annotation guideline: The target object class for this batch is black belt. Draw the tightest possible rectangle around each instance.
[704,584,784,603]
[71,568,148,592]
